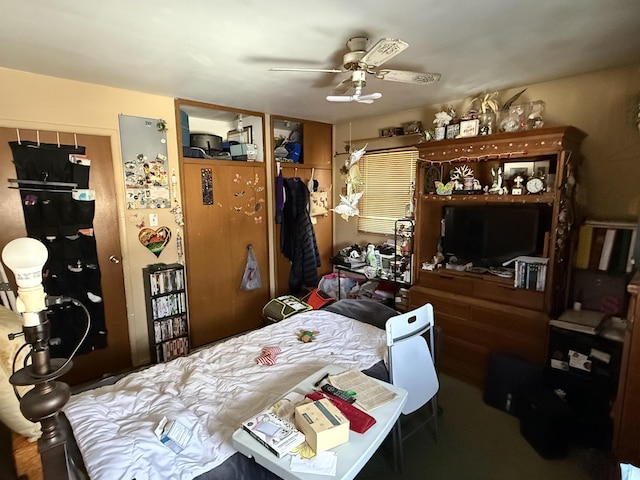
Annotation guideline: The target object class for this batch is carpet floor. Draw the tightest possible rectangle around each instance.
[356,373,615,480]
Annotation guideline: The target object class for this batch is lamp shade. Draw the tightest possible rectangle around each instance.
[1,238,48,288]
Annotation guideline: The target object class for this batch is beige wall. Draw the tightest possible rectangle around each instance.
[0,67,180,366]
[2,64,639,364]
[334,65,640,248]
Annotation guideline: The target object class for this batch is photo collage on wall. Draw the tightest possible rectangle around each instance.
[119,115,171,209]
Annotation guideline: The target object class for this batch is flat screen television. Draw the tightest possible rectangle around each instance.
[441,204,550,267]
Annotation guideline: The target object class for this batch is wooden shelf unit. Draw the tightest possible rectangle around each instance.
[143,263,190,363]
[410,126,587,387]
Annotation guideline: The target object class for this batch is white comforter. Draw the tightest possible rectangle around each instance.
[64,310,387,480]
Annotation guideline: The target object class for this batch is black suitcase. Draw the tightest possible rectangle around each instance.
[483,352,544,416]
[519,384,575,459]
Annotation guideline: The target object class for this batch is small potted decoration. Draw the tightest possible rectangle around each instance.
[472,92,500,135]
[433,110,452,140]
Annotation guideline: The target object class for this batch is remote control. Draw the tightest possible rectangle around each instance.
[321,384,356,404]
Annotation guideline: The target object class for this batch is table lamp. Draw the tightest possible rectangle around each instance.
[2,237,73,479]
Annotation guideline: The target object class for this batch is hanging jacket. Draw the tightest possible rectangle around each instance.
[281,177,321,293]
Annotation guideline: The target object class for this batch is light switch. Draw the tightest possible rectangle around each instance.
[149,213,158,227]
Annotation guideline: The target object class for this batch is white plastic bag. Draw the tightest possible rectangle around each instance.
[240,245,262,291]
[318,273,357,299]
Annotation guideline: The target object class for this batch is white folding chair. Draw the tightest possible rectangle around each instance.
[385,303,439,473]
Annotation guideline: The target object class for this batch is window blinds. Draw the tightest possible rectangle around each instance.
[357,148,418,235]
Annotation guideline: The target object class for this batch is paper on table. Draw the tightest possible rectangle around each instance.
[290,451,337,476]
[328,370,396,411]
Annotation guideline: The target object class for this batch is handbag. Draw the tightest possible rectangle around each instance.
[309,190,328,216]
[240,245,262,291]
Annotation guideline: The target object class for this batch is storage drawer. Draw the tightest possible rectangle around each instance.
[438,334,488,388]
[437,309,546,366]
[471,305,548,340]
[419,271,474,296]
[474,279,545,311]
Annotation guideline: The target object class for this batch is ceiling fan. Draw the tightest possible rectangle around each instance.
[270,37,441,103]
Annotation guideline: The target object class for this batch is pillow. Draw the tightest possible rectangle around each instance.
[0,306,41,441]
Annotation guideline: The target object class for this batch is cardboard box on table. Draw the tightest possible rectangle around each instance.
[294,399,349,453]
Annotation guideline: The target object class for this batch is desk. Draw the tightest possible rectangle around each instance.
[232,364,408,480]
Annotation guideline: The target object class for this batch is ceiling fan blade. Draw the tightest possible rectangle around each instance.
[326,95,355,103]
[376,69,441,84]
[333,77,352,95]
[360,38,409,67]
[357,92,382,101]
[355,98,375,104]
[269,67,343,73]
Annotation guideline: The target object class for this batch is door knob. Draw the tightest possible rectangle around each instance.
[109,255,121,264]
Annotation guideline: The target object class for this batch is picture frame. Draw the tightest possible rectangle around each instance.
[227,125,253,144]
[459,119,480,138]
[503,161,534,180]
[445,123,460,139]
[402,120,423,135]
[533,160,550,177]
[379,126,396,138]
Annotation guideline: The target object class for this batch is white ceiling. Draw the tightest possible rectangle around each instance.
[1,0,639,125]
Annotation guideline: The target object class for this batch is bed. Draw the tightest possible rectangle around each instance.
[61,299,398,480]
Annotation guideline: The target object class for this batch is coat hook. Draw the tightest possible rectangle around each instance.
[56,132,61,148]
[16,129,21,145]
[247,244,253,250]
[36,130,40,146]
[74,133,78,148]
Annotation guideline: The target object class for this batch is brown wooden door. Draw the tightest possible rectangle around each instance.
[0,128,131,385]
[182,160,269,347]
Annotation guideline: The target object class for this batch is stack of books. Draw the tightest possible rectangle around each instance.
[502,256,549,291]
[575,219,637,274]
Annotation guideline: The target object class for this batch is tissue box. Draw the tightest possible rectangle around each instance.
[295,399,349,453]
[154,416,192,453]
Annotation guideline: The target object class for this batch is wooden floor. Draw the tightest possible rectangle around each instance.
[11,432,42,480]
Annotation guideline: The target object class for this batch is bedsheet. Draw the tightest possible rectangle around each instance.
[64,309,387,480]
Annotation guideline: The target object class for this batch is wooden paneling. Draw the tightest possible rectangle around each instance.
[613,272,640,465]
[302,121,332,168]
[182,161,269,347]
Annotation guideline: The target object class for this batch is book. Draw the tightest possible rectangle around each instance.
[549,309,609,335]
[575,225,594,269]
[598,229,617,271]
[627,228,638,273]
[588,228,607,270]
[241,393,306,458]
[609,229,633,275]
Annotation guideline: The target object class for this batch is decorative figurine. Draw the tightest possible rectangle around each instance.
[489,166,504,195]
[511,175,524,195]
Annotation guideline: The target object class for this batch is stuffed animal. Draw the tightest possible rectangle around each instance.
[298,329,319,343]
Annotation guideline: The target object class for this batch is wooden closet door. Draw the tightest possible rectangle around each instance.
[0,128,131,385]
[182,161,269,347]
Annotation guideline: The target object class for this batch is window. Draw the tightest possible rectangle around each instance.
[357,148,418,234]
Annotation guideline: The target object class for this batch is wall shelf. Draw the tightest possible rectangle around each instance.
[342,132,423,144]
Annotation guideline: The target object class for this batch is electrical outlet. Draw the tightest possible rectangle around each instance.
[149,213,158,227]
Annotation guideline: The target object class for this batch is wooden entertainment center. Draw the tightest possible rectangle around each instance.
[409,126,586,387]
